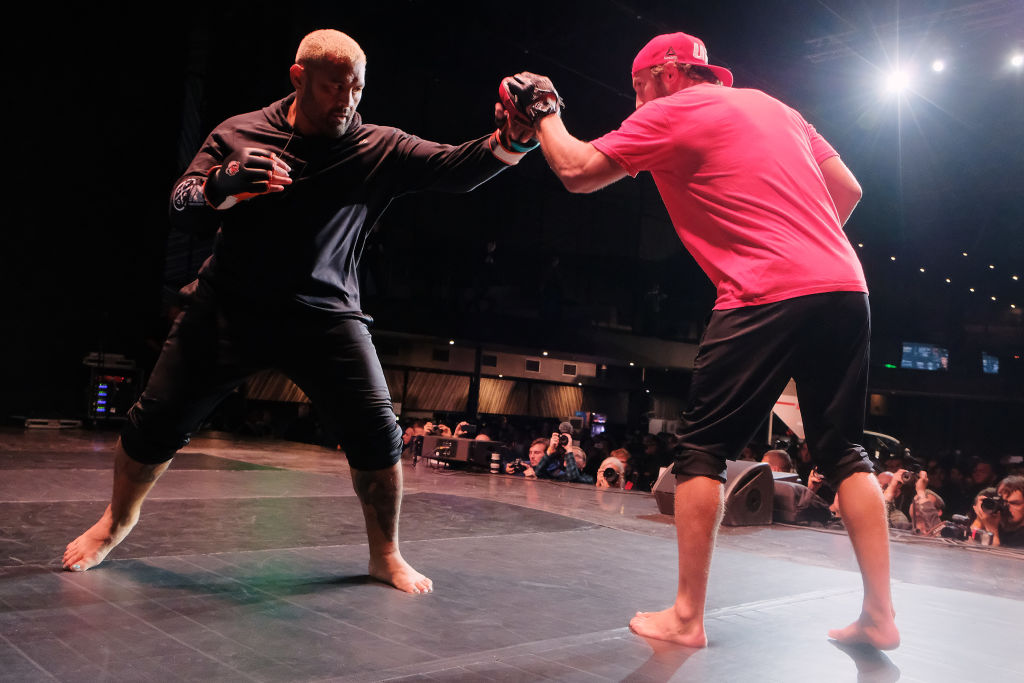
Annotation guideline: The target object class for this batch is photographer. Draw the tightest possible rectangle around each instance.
[878,470,913,530]
[907,470,945,536]
[535,427,594,483]
[596,448,633,489]
[452,421,476,439]
[976,476,1024,547]
[504,437,547,478]
[422,421,452,437]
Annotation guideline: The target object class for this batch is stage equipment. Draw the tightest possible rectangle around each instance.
[653,460,775,526]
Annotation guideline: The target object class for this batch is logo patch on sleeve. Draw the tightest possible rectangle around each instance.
[172,177,206,211]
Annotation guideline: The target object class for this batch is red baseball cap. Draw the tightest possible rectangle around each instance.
[631,32,734,87]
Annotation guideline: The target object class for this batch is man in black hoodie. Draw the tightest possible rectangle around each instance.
[63,29,534,593]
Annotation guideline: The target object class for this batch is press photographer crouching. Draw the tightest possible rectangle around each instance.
[504,438,548,478]
[534,422,594,484]
[970,476,1024,548]
[596,448,634,489]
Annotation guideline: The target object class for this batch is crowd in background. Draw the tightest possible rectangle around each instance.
[399,414,1024,549]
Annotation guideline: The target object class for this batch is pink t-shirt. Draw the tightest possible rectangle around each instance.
[592,84,867,310]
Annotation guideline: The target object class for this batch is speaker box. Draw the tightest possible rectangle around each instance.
[420,435,473,462]
[652,460,775,526]
[420,436,506,469]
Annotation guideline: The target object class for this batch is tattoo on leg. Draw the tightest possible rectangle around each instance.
[353,470,400,540]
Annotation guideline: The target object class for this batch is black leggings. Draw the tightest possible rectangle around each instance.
[121,289,401,471]
[673,292,874,488]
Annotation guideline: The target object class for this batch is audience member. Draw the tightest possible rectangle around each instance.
[878,471,913,530]
[596,448,632,488]
[761,449,793,473]
[992,475,1024,548]
[534,430,593,483]
[794,440,814,484]
[907,470,945,535]
[422,421,452,437]
[504,437,546,478]
[969,486,1000,545]
[967,460,998,500]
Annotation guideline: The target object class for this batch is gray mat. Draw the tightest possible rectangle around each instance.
[1,493,596,569]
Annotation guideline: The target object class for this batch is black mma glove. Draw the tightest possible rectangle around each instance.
[498,72,564,125]
[204,147,279,210]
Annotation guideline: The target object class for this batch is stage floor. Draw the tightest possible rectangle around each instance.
[1,428,1021,682]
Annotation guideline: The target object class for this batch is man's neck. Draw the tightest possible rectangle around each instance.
[286,99,303,134]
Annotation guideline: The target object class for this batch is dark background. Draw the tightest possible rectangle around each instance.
[5,1,1023,451]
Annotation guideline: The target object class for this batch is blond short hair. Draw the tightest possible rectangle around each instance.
[295,29,365,68]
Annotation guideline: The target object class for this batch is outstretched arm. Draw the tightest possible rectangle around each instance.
[536,116,627,194]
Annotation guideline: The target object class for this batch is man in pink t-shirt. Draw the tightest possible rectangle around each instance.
[511,31,899,651]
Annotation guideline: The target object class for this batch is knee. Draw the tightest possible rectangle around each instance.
[119,401,190,465]
[343,420,403,471]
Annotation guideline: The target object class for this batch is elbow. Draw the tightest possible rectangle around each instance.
[559,170,597,194]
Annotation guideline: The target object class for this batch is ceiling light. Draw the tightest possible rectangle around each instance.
[884,70,910,93]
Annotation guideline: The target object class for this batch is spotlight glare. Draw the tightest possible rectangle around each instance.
[890,256,897,261]
[970,288,976,293]
[1011,53,1024,68]
[857,243,864,248]
[962,252,968,257]
[542,351,548,356]
[885,70,910,93]
[932,59,945,72]
[448,339,455,345]
[992,296,997,301]
[919,267,926,273]
[989,264,995,269]
[1013,275,1020,281]
[945,278,951,283]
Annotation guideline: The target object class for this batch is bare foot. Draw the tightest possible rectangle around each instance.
[629,607,708,648]
[828,612,901,650]
[368,552,432,594]
[62,506,135,572]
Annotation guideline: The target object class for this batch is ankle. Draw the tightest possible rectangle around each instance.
[861,605,895,624]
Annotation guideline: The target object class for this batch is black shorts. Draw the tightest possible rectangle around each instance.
[673,292,874,488]
[120,284,402,470]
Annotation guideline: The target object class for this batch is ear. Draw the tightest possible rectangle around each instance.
[289,63,305,91]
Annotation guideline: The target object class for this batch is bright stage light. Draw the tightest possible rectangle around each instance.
[1011,53,1024,68]
[884,70,910,93]
[932,59,946,72]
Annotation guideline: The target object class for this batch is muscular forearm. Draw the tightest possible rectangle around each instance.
[536,116,626,194]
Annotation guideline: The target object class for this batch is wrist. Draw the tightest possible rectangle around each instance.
[489,130,529,166]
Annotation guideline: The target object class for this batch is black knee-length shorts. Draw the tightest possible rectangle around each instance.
[673,292,875,489]
[120,286,402,470]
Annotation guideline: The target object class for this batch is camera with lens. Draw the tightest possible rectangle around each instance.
[980,495,1009,515]
[558,434,570,447]
[899,461,922,484]
[509,458,528,474]
[428,425,444,436]
[938,514,993,544]
[603,467,620,487]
